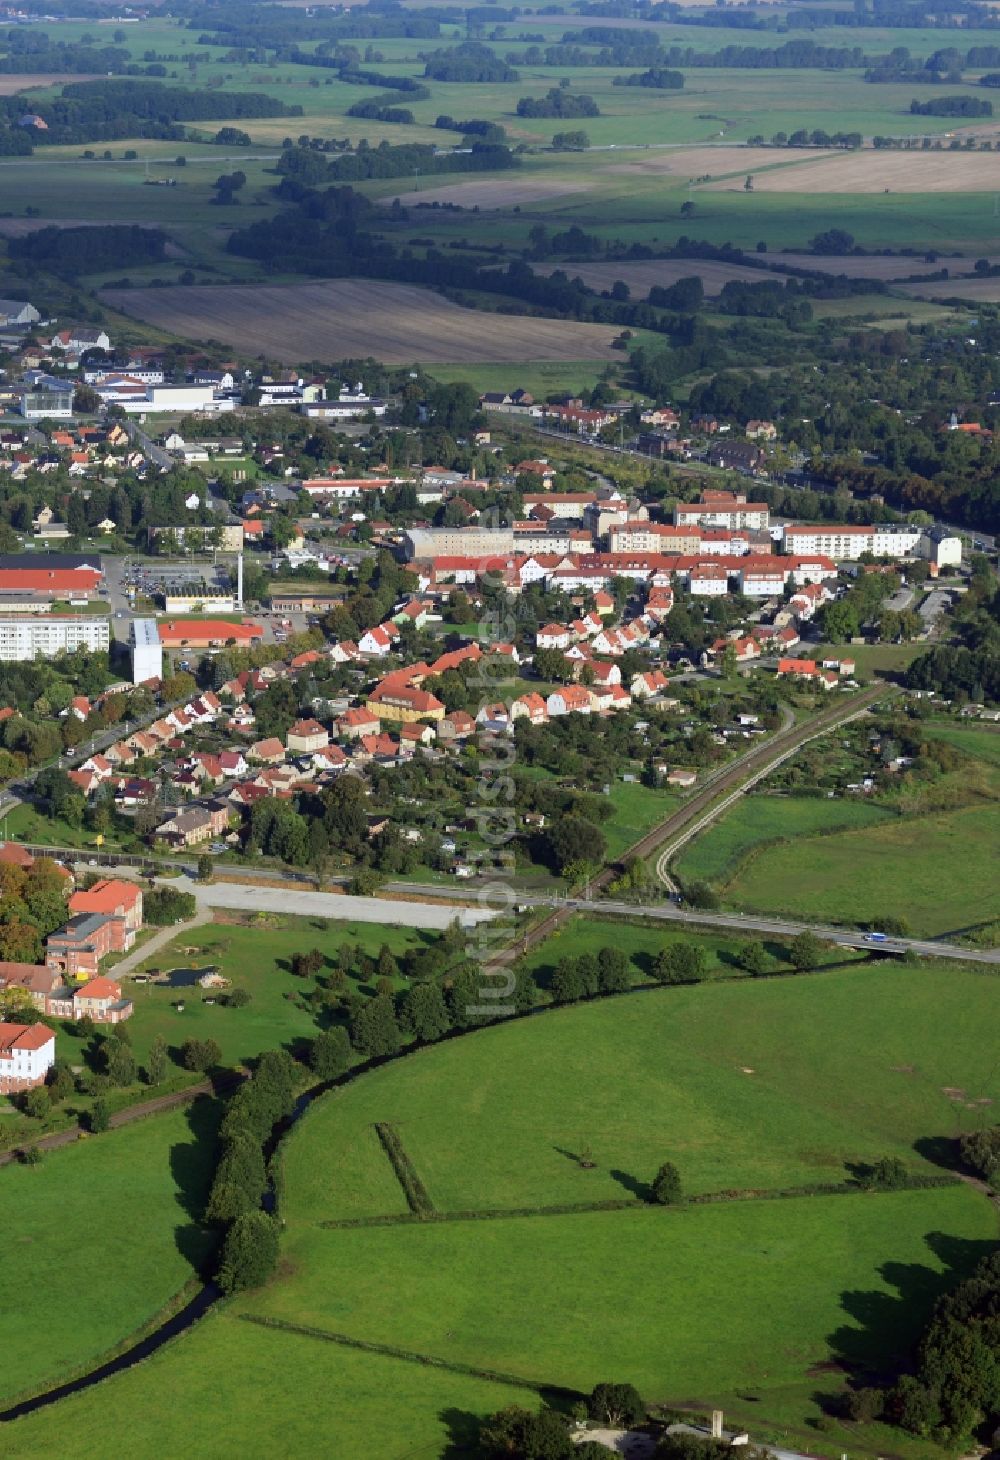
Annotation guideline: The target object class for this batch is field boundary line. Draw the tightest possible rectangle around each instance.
[237,1313,576,1396]
[317,1174,961,1230]
[374,1122,436,1216]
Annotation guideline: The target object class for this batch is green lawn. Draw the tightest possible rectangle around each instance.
[0,1104,216,1405]
[241,1187,994,1410]
[602,778,680,862]
[276,962,1000,1218]
[723,802,998,936]
[814,641,927,675]
[0,1311,531,1460]
[119,917,438,1071]
[674,793,892,885]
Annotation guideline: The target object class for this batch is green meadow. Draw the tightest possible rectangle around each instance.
[0,1312,532,1460]
[674,793,892,885]
[0,1104,216,1405]
[277,963,1000,1217]
[723,802,998,936]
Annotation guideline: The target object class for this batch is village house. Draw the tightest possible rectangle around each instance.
[437,710,476,742]
[286,718,330,754]
[338,707,381,739]
[547,685,593,717]
[154,803,230,848]
[0,1021,54,1093]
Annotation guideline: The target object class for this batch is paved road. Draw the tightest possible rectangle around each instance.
[166,875,498,930]
[555,897,1000,965]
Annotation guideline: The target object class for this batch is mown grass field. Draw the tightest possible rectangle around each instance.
[0,1311,532,1459]
[278,963,1000,1217]
[242,1187,995,1407]
[674,793,892,885]
[723,802,998,936]
[5,963,998,1458]
[0,1104,216,1406]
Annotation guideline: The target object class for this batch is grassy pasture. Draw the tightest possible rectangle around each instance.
[723,802,998,936]
[0,1311,532,1459]
[276,962,1000,1218]
[242,1187,996,1407]
[0,1104,216,1406]
[673,792,892,885]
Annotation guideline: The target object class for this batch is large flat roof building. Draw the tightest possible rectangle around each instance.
[130,618,162,684]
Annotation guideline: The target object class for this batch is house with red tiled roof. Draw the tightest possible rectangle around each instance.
[358,623,400,657]
[366,683,445,724]
[338,707,380,739]
[68,879,142,944]
[437,710,476,742]
[547,685,593,717]
[248,737,286,763]
[286,718,329,754]
[510,692,548,725]
[0,1021,55,1093]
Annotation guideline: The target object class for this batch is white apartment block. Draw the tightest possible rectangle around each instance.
[782,524,923,560]
[674,503,770,531]
[0,615,109,662]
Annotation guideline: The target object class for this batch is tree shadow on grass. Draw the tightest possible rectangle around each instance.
[169,1093,222,1275]
[824,1230,998,1396]
[609,1168,650,1200]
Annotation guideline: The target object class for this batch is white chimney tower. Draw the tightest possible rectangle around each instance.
[236,551,243,610]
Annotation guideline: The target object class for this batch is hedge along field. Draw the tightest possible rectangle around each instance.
[722,802,998,937]
[673,793,892,887]
[0,1310,533,1460]
[0,1103,216,1406]
[275,963,1000,1221]
[241,1188,996,1410]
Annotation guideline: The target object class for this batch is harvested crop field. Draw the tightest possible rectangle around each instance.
[0,217,159,237]
[379,178,591,209]
[541,257,772,295]
[898,275,1000,302]
[100,280,625,364]
[760,250,1000,279]
[0,73,102,94]
[600,146,824,179]
[707,150,1000,192]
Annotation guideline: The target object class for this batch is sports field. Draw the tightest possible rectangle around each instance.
[101,280,626,363]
